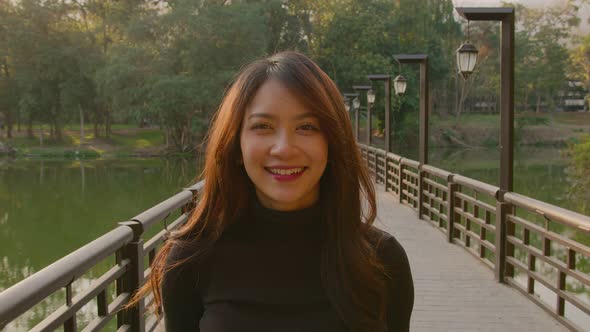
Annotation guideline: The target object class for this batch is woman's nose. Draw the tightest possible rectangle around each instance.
[269,130,298,157]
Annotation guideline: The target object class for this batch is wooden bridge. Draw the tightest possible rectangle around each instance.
[1,143,589,331]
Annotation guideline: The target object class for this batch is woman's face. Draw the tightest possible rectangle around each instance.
[240,79,328,211]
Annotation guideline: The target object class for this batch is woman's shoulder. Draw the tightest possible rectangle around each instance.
[367,226,410,268]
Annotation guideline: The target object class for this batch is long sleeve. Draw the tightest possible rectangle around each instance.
[381,235,414,332]
[161,244,204,331]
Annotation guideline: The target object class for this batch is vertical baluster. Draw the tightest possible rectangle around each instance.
[376,152,380,182]
[440,189,446,228]
[478,204,486,259]
[116,250,125,328]
[149,249,156,266]
[484,210,491,259]
[495,198,511,283]
[432,183,437,223]
[416,168,422,212]
[399,162,405,204]
[557,249,575,316]
[384,156,389,192]
[97,288,108,317]
[118,221,146,332]
[417,166,424,219]
[464,199,471,248]
[524,228,535,294]
[64,282,76,332]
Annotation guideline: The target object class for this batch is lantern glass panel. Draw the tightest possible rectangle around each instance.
[393,75,407,95]
[353,97,360,110]
[367,89,376,105]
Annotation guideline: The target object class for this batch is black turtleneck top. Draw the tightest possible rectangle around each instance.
[161,197,414,332]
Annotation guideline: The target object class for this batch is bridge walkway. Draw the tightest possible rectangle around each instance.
[373,182,568,331]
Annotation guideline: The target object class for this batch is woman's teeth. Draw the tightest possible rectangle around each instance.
[266,167,305,175]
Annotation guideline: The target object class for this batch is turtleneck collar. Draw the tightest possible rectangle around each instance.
[250,194,322,228]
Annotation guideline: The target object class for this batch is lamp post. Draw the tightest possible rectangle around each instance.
[456,7,514,194]
[393,54,429,165]
[455,7,515,285]
[367,75,392,152]
[353,85,372,145]
[343,92,359,140]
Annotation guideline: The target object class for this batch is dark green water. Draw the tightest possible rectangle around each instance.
[1,157,199,331]
[1,147,588,330]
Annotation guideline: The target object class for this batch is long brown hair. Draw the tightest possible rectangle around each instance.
[128,51,388,331]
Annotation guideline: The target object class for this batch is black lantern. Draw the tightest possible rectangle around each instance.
[367,89,376,105]
[456,42,478,79]
[393,75,407,96]
[456,20,479,79]
[352,97,360,110]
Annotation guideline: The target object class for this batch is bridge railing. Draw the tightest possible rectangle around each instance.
[359,143,590,332]
[0,181,203,332]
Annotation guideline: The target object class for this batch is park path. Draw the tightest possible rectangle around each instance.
[373,183,568,331]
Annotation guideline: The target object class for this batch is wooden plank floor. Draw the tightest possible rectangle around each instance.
[373,183,568,332]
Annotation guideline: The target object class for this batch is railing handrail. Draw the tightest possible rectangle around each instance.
[400,158,420,169]
[131,182,204,231]
[421,164,453,181]
[452,173,500,198]
[504,191,590,233]
[0,226,134,327]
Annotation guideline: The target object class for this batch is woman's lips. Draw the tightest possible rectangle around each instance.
[265,167,307,182]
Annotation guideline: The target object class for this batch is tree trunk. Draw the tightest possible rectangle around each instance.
[79,104,85,146]
[54,118,63,142]
[27,117,33,138]
[536,94,541,113]
[94,120,99,138]
[524,89,529,112]
[5,111,13,138]
[105,109,111,138]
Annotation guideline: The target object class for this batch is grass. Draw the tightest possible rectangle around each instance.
[3,125,165,158]
[109,130,164,149]
[548,112,590,125]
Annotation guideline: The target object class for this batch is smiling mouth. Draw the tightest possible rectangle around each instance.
[264,167,307,176]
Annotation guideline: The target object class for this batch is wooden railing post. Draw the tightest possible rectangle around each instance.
[417,164,425,220]
[118,221,146,332]
[384,154,389,192]
[398,161,405,204]
[495,193,513,283]
[447,175,458,243]
[375,150,379,183]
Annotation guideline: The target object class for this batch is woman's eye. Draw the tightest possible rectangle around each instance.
[299,124,319,131]
[251,123,271,130]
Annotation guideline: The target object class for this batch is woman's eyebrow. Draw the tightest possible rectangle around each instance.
[247,112,316,121]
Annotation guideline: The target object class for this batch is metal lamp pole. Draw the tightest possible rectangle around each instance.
[343,92,359,141]
[455,7,515,285]
[367,75,392,152]
[393,54,429,164]
[353,85,372,145]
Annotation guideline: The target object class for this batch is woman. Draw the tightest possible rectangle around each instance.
[130,51,414,331]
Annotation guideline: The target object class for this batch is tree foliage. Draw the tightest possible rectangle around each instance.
[0,0,586,151]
